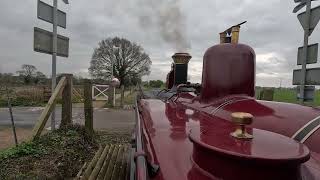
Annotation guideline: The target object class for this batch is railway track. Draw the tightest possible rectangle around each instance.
[76,144,131,180]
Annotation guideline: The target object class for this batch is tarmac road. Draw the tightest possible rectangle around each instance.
[0,107,46,128]
[0,106,135,131]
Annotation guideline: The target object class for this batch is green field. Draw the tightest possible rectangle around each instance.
[257,88,320,106]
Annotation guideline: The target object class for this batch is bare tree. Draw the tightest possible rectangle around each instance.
[16,64,37,84]
[89,37,151,86]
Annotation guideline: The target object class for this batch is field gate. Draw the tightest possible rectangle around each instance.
[92,84,109,101]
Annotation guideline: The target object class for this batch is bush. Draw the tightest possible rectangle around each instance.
[0,98,7,107]
[11,96,42,107]
[0,142,45,160]
[149,80,164,88]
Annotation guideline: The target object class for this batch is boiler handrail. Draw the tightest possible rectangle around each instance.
[134,97,148,180]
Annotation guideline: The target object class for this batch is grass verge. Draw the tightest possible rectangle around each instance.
[273,89,320,106]
[0,125,98,179]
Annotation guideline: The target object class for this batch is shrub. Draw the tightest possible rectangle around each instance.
[0,142,45,159]
[149,80,164,88]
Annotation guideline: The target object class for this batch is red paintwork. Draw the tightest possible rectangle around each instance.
[182,95,320,153]
[135,43,320,179]
[190,125,309,180]
[138,97,320,180]
[200,44,255,102]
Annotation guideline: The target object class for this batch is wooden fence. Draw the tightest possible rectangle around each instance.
[30,74,72,140]
[30,74,94,140]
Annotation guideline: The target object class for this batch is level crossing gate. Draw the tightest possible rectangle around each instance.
[92,84,109,101]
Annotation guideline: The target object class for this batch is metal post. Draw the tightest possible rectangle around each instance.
[6,87,18,146]
[299,0,312,103]
[51,0,58,130]
[112,50,116,107]
[92,84,95,100]
[120,85,125,107]
[113,86,116,106]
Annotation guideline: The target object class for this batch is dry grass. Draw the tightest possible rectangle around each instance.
[0,127,33,150]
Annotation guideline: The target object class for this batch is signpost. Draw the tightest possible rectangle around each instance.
[34,0,70,130]
[293,68,320,85]
[293,0,320,103]
[297,43,318,65]
[297,5,320,36]
[34,27,69,57]
[37,0,66,28]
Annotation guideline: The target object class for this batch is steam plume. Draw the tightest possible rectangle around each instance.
[138,0,191,51]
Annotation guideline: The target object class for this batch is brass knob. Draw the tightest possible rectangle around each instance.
[230,112,253,139]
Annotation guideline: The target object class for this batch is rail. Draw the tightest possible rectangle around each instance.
[134,97,148,180]
[30,74,73,140]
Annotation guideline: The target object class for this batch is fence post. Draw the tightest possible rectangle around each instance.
[5,86,18,146]
[61,74,73,128]
[84,79,94,136]
[108,86,114,107]
[120,85,125,107]
[31,77,67,140]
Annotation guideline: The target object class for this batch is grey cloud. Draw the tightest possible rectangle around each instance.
[0,0,320,87]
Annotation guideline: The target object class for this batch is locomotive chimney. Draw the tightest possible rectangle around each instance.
[199,21,254,102]
[219,21,246,44]
[172,53,192,86]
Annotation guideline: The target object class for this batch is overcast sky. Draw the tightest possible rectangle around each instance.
[0,0,320,87]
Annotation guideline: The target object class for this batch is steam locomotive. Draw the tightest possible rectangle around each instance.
[130,23,320,180]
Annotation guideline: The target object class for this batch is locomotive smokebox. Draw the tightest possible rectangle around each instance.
[200,44,256,102]
[172,53,192,86]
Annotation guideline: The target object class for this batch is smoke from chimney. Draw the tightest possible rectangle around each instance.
[137,0,191,51]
